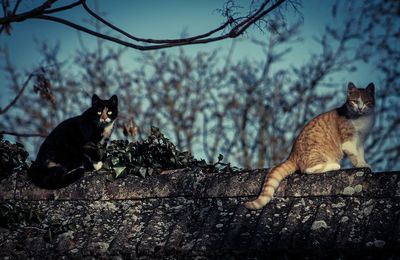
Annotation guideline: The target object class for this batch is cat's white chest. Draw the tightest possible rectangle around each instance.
[100,121,114,145]
[351,112,375,140]
[103,121,114,136]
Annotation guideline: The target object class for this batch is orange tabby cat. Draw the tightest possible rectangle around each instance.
[245,82,375,210]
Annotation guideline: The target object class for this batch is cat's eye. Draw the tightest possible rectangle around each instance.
[107,111,112,115]
[97,111,102,115]
[350,100,358,105]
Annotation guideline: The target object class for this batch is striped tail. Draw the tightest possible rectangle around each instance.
[244,159,297,210]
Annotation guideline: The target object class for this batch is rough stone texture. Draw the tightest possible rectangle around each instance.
[1,167,400,259]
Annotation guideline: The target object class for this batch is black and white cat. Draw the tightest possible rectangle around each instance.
[28,94,118,189]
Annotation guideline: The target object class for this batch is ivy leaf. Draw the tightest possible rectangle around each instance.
[106,173,115,182]
[0,135,29,180]
[114,166,126,178]
[98,148,107,160]
[139,167,147,178]
[102,161,110,170]
[111,156,120,166]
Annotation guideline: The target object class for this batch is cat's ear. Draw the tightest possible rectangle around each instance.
[109,95,118,106]
[347,82,357,95]
[366,83,375,96]
[92,94,100,106]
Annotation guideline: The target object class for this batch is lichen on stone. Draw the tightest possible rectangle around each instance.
[343,186,355,195]
[355,171,364,177]
[311,220,329,230]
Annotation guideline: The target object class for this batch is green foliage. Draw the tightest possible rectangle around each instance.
[0,201,42,228]
[0,134,29,181]
[0,201,76,244]
[43,219,76,244]
[98,126,235,181]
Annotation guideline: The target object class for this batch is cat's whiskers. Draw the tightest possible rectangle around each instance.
[99,117,111,124]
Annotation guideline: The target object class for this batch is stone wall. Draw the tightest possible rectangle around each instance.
[1,167,400,259]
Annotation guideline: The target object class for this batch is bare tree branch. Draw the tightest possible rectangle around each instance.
[80,0,232,44]
[0,0,289,50]
[0,0,58,23]
[0,131,48,138]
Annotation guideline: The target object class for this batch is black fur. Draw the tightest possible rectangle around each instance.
[28,94,118,189]
[336,104,352,119]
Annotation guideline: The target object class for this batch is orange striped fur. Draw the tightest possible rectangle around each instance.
[245,82,375,210]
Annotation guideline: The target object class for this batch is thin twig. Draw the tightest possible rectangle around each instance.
[42,1,81,15]
[236,0,286,36]
[0,73,34,114]
[12,0,22,15]
[0,131,48,137]
[21,226,46,231]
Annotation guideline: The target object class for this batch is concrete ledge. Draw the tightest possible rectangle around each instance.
[1,168,400,258]
[6,167,400,200]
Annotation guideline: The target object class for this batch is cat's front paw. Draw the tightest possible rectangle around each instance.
[356,162,371,169]
[93,161,103,171]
